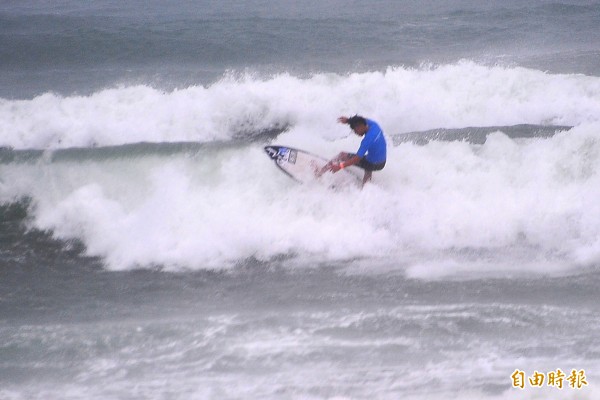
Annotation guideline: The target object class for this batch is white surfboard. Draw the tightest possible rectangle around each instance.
[264,145,362,187]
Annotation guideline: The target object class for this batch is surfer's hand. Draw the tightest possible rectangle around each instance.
[337,116,349,124]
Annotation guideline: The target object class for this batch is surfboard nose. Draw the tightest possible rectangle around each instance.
[264,146,280,160]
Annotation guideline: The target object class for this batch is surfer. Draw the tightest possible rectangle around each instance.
[318,115,387,186]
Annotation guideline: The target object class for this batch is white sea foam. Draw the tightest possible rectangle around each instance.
[1,62,599,275]
[1,61,599,149]
[0,122,598,275]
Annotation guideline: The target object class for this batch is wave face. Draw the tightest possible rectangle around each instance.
[1,63,599,275]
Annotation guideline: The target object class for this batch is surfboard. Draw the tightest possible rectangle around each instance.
[264,145,362,187]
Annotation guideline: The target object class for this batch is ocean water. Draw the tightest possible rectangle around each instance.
[1,1,600,399]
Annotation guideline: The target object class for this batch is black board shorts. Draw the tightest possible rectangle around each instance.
[356,156,386,171]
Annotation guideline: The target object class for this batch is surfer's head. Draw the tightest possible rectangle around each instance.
[348,115,368,135]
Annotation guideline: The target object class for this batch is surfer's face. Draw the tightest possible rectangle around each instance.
[352,123,368,136]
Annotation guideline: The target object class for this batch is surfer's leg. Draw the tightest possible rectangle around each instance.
[362,170,373,186]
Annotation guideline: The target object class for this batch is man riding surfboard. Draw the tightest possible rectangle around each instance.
[318,115,387,186]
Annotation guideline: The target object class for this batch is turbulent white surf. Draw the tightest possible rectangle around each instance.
[1,63,600,276]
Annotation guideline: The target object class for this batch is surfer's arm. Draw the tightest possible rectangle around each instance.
[331,154,360,172]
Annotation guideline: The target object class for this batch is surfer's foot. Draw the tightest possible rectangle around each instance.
[312,161,324,177]
[313,161,331,177]
[315,167,328,177]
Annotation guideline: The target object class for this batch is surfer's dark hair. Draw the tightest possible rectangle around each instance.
[348,115,367,129]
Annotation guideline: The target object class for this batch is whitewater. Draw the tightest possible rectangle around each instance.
[2,62,599,149]
[1,62,599,277]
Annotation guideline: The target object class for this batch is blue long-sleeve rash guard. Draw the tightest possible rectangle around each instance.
[356,119,387,164]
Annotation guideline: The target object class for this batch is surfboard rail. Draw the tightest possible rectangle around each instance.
[264,145,361,187]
